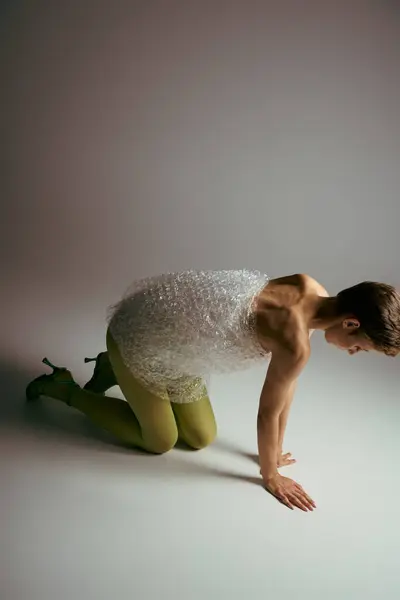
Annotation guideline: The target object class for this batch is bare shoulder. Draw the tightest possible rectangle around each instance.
[298,273,330,298]
[257,273,328,311]
[266,273,328,296]
[256,298,310,358]
[255,272,326,357]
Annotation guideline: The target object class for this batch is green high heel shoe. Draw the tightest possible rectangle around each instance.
[83,352,116,394]
[26,357,79,405]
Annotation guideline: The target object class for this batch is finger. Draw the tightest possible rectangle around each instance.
[294,482,314,498]
[294,487,316,509]
[299,489,316,508]
[292,491,314,511]
[284,459,296,465]
[277,493,294,510]
[283,453,292,458]
[288,493,309,512]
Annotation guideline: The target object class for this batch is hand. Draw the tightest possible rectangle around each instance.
[264,473,316,512]
[277,452,296,468]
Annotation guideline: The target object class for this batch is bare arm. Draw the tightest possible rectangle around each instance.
[253,280,318,510]
[257,348,316,511]
[278,380,297,455]
[258,351,307,481]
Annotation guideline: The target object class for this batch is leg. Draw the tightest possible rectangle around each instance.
[70,388,156,450]
[106,329,178,453]
[172,393,217,450]
[26,345,178,454]
[28,375,174,453]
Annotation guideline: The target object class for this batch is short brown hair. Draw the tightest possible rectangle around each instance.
[337,281,400,356]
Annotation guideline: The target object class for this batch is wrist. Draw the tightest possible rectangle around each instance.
[261,469,278,483]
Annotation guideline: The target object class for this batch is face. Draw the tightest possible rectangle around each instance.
[324,319,374,355]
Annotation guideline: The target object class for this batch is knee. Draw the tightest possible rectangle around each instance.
[145,429,178,455]
[186,423,217,450]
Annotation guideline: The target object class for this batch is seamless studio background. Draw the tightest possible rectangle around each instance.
[1,1,400,599]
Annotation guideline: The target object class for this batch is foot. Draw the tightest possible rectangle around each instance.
[26,358,80,405]
[83,352,117,394]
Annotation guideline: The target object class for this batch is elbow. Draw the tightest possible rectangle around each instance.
[257,407,279,425]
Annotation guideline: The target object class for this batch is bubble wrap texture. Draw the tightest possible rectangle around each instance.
[107,270,270,403]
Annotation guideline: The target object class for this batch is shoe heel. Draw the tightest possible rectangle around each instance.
[42,357,66,373]
[26,358,76,403]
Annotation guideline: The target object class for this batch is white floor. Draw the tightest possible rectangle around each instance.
[3,1,400,597]
[2,348,400,600]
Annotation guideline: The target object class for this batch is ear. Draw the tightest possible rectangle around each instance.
[343,318,360,330]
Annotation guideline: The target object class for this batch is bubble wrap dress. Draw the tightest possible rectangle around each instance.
[108,270,270,403]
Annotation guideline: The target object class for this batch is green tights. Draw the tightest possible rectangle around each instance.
[36,329,217,454]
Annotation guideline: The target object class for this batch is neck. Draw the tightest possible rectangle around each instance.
[306,296,343,330]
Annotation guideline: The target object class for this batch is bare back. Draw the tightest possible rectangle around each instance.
[255,274,329,356]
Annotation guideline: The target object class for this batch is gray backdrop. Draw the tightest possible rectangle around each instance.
[2,1,400,599]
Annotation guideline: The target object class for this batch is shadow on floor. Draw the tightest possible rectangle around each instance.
[0,358,133,452]
[1,359,269,494]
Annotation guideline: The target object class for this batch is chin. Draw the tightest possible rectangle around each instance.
[325,335,341,350]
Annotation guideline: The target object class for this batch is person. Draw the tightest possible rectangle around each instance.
[26,270,400,512]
